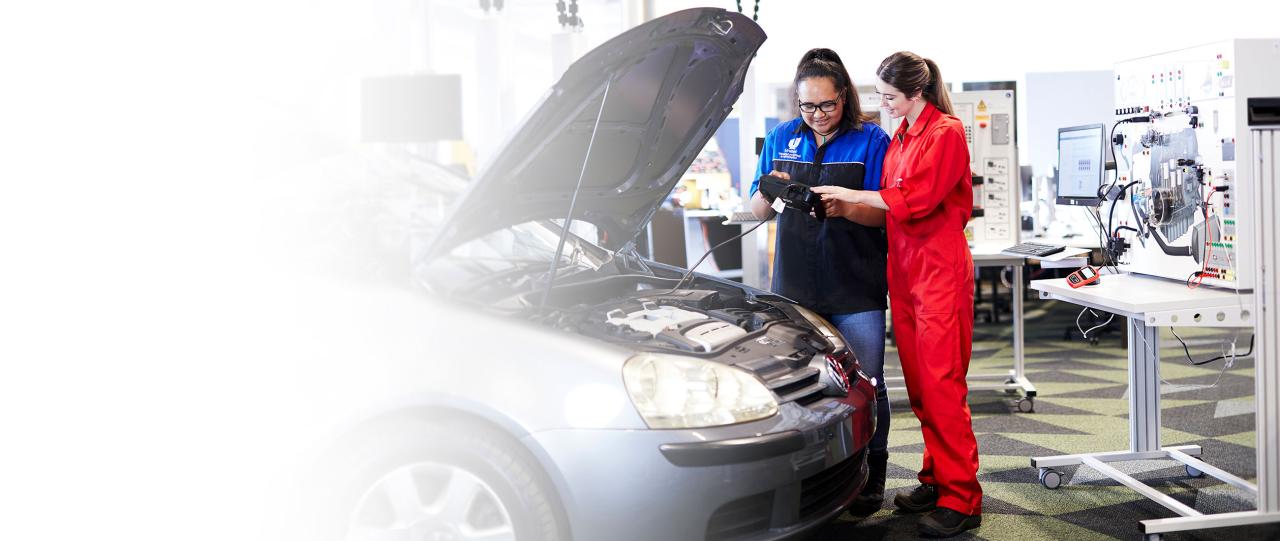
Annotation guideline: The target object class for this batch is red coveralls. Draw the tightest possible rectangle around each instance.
[879,101,982,515]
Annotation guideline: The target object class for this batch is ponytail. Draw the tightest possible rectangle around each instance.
[921,58,953,116]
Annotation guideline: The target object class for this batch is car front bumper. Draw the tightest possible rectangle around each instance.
[524,397,872,541]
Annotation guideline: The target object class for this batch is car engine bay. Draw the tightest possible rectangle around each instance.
[521,273,835,363]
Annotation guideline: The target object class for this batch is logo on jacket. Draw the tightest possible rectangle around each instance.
[778,136,803,160]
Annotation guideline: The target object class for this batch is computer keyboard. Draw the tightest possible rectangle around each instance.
[1001,241,1066,258]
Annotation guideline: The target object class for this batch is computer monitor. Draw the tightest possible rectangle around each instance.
[1055,123,1105,206]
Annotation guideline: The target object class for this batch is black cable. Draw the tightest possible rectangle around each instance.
[1095,117,1145,266]
[1106,180,1142,237]
[1086,207,1108,268]
[1170,329,1255,366]
[1170,327,1195,361]
[616,215,770,300]
[1086,207,1106,267]
[1098,120,1126,199]
[1086,206,1119,274]
[1101,114,1150,211]
[671,218,768,290]
[1185,270,1204,288]
[1103,179,1143,268]
[1196,334,1255,365]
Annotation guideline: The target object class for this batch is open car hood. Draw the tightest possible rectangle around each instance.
[425,8,765,260]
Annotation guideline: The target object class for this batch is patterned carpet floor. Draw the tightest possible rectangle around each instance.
[811,294,1278,540]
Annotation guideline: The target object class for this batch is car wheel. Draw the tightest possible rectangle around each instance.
[326,419,567,541]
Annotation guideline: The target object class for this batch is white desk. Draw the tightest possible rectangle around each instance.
[884,250,1038,411]
[1030,273,1271,539]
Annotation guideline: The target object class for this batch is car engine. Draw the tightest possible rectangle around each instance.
[529,279,831,360]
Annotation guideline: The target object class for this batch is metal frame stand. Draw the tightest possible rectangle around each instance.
[886,252,1037,412]
[1029,271,1273,539]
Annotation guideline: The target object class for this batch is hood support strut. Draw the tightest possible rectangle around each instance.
[540,78,613,308]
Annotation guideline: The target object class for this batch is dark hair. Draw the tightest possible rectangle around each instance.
[793,48,874,131]
[876,51,954,116]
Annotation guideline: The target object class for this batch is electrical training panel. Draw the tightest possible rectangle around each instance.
[1106,39,1280,290]
[953,90,1020,250]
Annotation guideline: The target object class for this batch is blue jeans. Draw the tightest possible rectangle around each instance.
[824,310,889,453]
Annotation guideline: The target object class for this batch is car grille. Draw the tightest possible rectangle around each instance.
[705,491,772,541]
[736,358,826,407]
[800,447,865,520]
[704,449,867,540]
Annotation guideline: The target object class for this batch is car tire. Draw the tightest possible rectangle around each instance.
[318,417,568,541]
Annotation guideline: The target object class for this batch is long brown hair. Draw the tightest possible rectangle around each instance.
[876,51,954,116]
[793,48,875,131]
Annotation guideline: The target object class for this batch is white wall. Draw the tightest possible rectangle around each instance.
[1025,71,1115,177]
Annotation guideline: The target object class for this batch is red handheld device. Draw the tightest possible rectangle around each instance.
[1066,266,1100,288]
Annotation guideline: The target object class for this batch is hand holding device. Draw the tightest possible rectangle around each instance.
[758,174,826,221]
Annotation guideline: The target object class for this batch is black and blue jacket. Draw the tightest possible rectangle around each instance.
[751,117,891,314]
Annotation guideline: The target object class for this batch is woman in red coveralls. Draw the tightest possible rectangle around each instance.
[812,51,981,538]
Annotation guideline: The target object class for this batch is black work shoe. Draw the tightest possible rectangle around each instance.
[918,507,981,537]
[892,483,937,513]
[847,451,888,514]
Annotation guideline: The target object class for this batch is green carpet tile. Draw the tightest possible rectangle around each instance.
[810,296,1279,540]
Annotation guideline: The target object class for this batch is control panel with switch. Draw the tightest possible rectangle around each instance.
[953,90,1020,251]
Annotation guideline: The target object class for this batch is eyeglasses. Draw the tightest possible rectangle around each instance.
[798,99,839,114]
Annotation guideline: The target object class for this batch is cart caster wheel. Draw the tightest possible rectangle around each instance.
[1144,534,1163,541]
[1038,468,1063,489]
[1186,464,1204,478]
[1017,397,1035,413]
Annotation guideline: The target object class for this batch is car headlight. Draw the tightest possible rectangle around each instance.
[792,305,846,351]
[622,354,778,429]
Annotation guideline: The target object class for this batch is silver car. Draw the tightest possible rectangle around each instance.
[291,8,878,541]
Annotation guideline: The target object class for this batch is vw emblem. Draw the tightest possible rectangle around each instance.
[826,355,850,395]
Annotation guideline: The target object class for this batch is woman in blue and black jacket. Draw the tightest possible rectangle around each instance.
[749,48,892,514]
